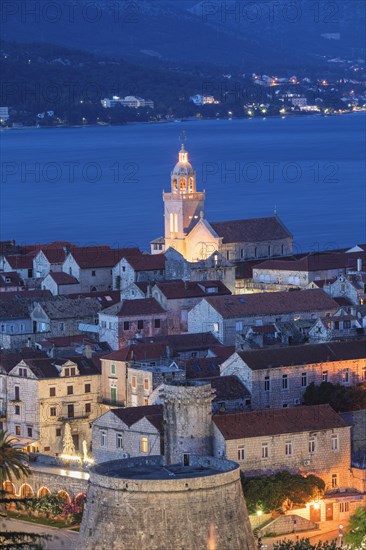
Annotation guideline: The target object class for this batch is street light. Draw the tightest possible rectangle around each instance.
[339,524,343,547]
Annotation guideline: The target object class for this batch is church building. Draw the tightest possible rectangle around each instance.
[151,144,293,262]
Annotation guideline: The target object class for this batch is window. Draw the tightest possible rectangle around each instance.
[282,374,288,390]
[111,364,116,375]
[85,383,91,393]
[301,372,307,387]
[144,398,149,405]
[50,407,57,417]
[237,446,245,461]
[261,443,269,459]
[363,367,366,382]
[144,379,149,391]
[340,283,346,293]
[64,368,70,377]
[59,322,64,332]
[67,386,73,395]
[15,425,21,436]
[116,433,123,449]
[264,376,270,392]
[56,428,61,437]
[67,404,74,418]
[343,320,351,329]
[343,369,350,384]
[213,322,219,333]
[123,321,130,331]
[309,438,316,454]
[331,434,339,451]
[235,321,243,332]
[19,368,27,377]
[15,405,20,415]
[50,387,56,397]
[154,318,161,329]
[322,370,328,382]
[91,270,96,277]
[85,403,91,414]
[331,473,338,488]
[141,437,148,453]
[285,441,293,456]
[70,367,76,376]
[27,427,32,438]
[339,502,349,513]
[14,386,20,401]
[101,431,106,448]
[131,376,137,390]
[110,387,117,402]
[137,320,144,330]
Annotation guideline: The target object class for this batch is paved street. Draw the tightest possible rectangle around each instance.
[262,520,349,549]
[0,517,79,550]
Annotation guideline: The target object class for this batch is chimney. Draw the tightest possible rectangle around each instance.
[64,245,70,260]
[147,284,151,298]
[357,258,362,272]
[84,344,93,359]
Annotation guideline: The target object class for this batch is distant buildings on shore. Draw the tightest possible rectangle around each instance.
[101,95,154,109]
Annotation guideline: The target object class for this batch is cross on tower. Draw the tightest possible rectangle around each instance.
[179,130,187,147]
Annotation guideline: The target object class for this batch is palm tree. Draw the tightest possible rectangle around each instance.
[0,430,30,485]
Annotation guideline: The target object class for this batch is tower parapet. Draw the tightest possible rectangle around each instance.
[161,382,215,465]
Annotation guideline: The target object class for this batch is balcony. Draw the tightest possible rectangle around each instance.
[58,414,90,422]
[97,397,125,408]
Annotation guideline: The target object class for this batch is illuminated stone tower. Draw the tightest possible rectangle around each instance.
[163,145,205,257]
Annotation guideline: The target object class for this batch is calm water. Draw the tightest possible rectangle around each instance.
[1,114,365,253]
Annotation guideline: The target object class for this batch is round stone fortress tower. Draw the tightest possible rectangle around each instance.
[77,383,256,550]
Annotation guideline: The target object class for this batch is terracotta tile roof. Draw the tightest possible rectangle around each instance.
[0,272,23,288]
[20,357,60,378]
[36,297,101,319]
[101,298,166,317]
[154,280,231,300]
[207,375,250,400]
[0,349,48,373]
[4,255,34,269]
[68,290,120,308]
[102,343,168,362]
[213,404,347,440]
[236,339,366,370]
[255,251,366,273]
[48,272,79,285]
[333,297,354,307]
[185,357,222,379]
[70,247,141,269]
[37,249,68,264]
[210,216,292,244]
[0,300,30,320]
[110,404,163,431]
[0,290,53,302]
[206,289,338,318]
[139,332,221,351]
[126,254,165,271]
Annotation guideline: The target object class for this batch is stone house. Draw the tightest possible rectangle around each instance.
[127,361,185,407]
[220,339,366,409]
[137,332,223,360]
[252,251,365,288]
[92,405,163,463]
[62,247,141,293]
[99,343,169,408]
[33,248,67,279]
[6,354,101,456]
[308,309,363,343]
[212,404,353,493]
[120,282,151,300]
[0,300,32,350]
[2,255,34,279]
[326,273,366,305]
[98,298,168,350]
[164,248,236,294]
[151,279,231,333]
[113,254,165,291]
[42,272,80,295]
[188,289,339,345]
[31,297,101,338]
[0,272,23,292]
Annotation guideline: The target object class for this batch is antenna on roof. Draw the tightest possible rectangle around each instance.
[274,205,277,215]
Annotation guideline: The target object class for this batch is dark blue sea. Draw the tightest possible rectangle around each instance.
[1,114,365,253]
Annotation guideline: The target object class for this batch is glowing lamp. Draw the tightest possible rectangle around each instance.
[257,510,263,517]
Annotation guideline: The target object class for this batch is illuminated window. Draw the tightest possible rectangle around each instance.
[15,425,21,436]
[141,437,148,453]
[213,323,219,333]
[362,367,366,381]
[131,377,137,390]
[144,379,149,391]
[235,321,243,331]
[237,446,245,461]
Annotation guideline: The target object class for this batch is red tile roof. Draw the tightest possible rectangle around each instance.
[5,255,34,269]
[0,272,23,288]
[139,332,221,351]
[213,404,347,440]
[255,251,366,273]
[126,254,165,271]
[236,339,366,370]
[68,290,121,308]
[0,349,48,373]
[102,343,168,362]
[102,298,166,317]
[210,216,292,244]
[70,247,141,269]
[205,289,338,318]
[48,272,79,285]
[110,405,163,431]
[154,280,231,300]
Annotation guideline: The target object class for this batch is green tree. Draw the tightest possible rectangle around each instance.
[345,506,366,549]
[273,540,341,550]
[0,431,30,484]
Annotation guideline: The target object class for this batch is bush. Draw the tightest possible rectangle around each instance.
[273,539,341,549]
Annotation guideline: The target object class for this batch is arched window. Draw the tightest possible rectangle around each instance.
[173,178,178,191]
[3,481,15,497]
[19,483,33,498]
[57,490,71,503]
[179,178,186,190]
[188,178,194,191]
[38,486,51,498]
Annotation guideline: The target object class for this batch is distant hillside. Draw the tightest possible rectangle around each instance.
[2,0,364,69]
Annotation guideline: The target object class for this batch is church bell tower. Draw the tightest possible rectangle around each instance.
[163,144,205,257]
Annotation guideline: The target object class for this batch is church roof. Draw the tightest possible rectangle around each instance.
[210,216,292,244]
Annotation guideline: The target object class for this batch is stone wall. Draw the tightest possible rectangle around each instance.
[77,455,256,550]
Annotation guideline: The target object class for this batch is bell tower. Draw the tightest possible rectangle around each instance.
[163,144,205,257]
